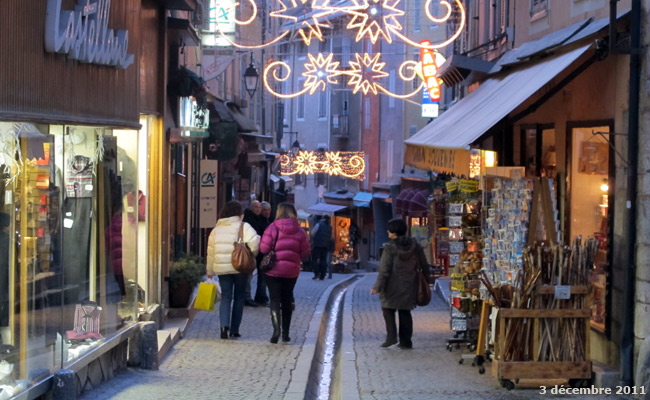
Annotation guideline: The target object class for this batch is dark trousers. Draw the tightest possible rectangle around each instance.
[382,308,413,346]
[254,266,269,304]
[266,275,297,332]
[311,246,329,278]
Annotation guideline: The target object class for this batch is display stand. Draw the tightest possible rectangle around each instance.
[493,285,592,390]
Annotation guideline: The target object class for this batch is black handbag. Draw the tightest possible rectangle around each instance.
[260,227,278,273]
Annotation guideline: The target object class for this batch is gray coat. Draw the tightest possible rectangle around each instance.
[372,237,429,310]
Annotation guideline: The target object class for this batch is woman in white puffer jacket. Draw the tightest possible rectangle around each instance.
[206,201,260,339]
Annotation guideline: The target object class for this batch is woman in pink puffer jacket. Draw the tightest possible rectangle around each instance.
[259,203,310,343]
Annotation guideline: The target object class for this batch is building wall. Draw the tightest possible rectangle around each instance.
[0,0,141,127]
[511,0,631,48]
[636,0,650,372]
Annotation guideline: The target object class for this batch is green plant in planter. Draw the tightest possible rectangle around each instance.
[168,253,206,290]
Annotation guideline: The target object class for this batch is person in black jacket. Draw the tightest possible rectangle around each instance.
[310,215,333,280]
[243,200,270,306]
[371,218,429,349]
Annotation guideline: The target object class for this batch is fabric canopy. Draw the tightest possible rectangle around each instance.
[404,44,592,175]
[353,192,373,208]
[306,203,347,216]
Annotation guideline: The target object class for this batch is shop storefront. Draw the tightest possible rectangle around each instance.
[0,1,151,396]
[405,14,629,372]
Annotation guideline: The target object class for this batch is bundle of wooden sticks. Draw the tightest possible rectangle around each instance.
[480,237,597,362]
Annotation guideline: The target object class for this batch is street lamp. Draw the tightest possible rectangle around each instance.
[244,61,259,98]
[292,139,301,154]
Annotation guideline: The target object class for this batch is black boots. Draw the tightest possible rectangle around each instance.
[270,310,281,344]
[220,327,229,339]
[281,309,292,342]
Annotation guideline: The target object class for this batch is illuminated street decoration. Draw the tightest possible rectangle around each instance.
[214,0,465,97]
[281,151,366,180]
[345,0,405,44]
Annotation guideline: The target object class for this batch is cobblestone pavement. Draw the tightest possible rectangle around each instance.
[82,272,630,400]
[81,272,350,400]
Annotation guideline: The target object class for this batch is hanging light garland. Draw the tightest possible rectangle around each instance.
[281,151,366,180]
[212,0,466,99]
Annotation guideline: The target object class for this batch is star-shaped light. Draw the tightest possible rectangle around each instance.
[270,0,336,45]
[302,53,342,94]
[347,53,390,95]
[345,0,404,44]
[293,150,319,175]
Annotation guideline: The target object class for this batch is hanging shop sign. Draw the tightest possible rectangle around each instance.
[421,85,439,118]
[179,96,209,138]
[202,0,237,47]
[280,151,366,181]
[420,40,441,101]
[44,0,135,69]
[199,160,219,228]
[404,144,471,177]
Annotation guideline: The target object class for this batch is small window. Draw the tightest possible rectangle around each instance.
[530,0,548,17]
[297,78,306,120]
[318,91,328,118]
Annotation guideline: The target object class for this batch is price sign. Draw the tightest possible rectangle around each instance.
[554,285,571,300]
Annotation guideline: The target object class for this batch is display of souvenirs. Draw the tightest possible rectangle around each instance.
[482,177,533,279]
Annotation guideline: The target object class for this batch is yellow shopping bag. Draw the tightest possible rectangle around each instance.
[194,280,220,311]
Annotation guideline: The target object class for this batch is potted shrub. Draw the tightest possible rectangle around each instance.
[168,254,205,308]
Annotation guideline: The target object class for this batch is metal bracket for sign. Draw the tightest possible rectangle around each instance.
[592,131,629,167]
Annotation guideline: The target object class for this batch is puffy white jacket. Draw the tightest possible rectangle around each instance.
[206,216,260,276]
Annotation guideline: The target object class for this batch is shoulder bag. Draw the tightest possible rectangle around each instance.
[260,226,278,273]
[416,265,432,306]
[232,223,256,274]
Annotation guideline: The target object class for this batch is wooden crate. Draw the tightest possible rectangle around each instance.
[494,285,592,390]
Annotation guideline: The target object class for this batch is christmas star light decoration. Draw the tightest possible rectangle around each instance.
[214,0,466,98]
[302,53,342,93]
[347,52,389,95]
[271,0,335,45]
[281,151,366,180]
[345,0,404,44]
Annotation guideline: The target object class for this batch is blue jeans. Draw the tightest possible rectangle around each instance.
[218,273,247,333]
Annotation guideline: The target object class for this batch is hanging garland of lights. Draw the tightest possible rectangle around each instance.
[214,0,466,99]
[281,151,366,180]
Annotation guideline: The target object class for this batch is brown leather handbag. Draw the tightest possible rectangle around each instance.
[232,223,256,274]
[416,267,432,306]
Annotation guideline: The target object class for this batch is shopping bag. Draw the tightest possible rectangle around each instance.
[416,270,432,307]
[194,280,220,311]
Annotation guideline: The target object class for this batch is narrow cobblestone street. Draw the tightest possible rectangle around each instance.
[81,273,631,399]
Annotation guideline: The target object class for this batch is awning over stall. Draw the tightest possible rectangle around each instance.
[353,192,373,208]
[306,203,347,216]
[404,44,592,175]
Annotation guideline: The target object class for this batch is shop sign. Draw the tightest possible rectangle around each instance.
[203,0,236,46]
[404,144,471,177]
[420,40,442,101]
[199,160,219,228]
[459,179,479,193]
[445,181,458,192]
[179,96,209,138]
[421,85,439,118]
[44,0,135,69]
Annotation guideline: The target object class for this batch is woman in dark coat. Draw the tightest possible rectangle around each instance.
[371,218,429,349]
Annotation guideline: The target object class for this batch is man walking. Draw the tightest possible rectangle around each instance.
[310,215,333,280]
[243,200,265,306]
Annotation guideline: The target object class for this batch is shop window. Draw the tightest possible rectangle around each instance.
[0,122,139,390]
[520,125,555,180]
[569,126,611,332]
[530,0,548,17]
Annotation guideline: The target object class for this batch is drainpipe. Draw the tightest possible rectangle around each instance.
[620,0,640,387]
[609,0,617,55]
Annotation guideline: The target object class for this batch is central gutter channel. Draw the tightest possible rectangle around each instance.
[304,275,362,400]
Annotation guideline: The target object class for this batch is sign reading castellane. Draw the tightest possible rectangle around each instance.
[45,0,135,69]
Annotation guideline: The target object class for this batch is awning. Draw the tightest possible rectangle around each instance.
[408,190,429,214]
[226,102,258,133]
[404,44,592,175]
[306,203,347,216]
[353,192,373,208]
[297,209,311,220]
[395,188,415,215]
